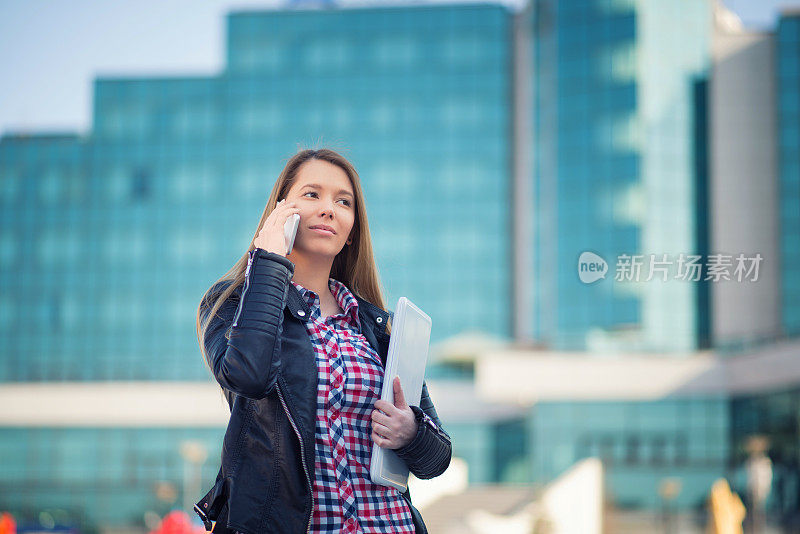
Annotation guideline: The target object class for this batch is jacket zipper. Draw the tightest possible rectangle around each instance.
[276,381,314,534]
[232,249,255,328]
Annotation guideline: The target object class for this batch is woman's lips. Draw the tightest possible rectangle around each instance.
[310,227,335,236]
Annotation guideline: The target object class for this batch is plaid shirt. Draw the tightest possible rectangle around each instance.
[290,278,416,534]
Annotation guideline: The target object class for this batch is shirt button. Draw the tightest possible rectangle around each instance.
[298,310,305,317]
[376,316,383,323]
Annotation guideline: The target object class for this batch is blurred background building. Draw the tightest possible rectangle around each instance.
[1,0,799,532]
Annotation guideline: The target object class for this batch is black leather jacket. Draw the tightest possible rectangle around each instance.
[194,248,452,534]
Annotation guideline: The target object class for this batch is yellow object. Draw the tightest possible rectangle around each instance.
[706,479,746,534]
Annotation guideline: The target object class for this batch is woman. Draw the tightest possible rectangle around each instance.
[194,148,452,534]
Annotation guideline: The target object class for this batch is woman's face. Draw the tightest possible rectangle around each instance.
[284,159,356,260]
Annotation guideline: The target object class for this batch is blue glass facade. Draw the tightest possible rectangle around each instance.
[778,14,800,336]
[0,427,224,531]
[531,396,729,508]
[0,4,512,385]
[531,0,639,349]
[446,417,528,484]
[222,5,512,341]
[531,0,712,352]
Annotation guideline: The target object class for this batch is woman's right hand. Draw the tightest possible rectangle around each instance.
[253,199,301,257]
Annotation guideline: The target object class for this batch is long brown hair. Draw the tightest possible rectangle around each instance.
[196,148,392,396]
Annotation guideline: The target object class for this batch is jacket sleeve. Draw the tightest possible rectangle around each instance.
[392,380,452,479]
[200,248,295,400]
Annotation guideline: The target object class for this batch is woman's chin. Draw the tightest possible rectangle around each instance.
[291,243,344,260]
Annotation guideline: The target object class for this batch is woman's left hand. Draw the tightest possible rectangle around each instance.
[371,376,418,449]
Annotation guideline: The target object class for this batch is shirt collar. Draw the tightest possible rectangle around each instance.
[290,277,361,331]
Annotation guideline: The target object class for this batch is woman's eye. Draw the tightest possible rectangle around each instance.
[303,191,350,206]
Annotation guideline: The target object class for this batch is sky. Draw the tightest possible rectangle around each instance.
[0,0,798,137]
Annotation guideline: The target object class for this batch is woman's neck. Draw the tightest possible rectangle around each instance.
[287,250,335,300]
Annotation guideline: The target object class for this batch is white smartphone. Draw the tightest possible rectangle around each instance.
[284,213,300,254]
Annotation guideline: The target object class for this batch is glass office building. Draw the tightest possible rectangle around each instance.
[0,4,512,385]
[531,396,729,509]
[531,0,712,352]
[778,13,800,337]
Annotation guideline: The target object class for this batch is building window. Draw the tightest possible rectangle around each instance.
[39,166,63,204]
[600,435,615,465]
[675,433,688,466]
[442,34,486,66]
[651,436,667,466]
[237,102,282,136]
[233,38,284,71]
[0,232,17,268]
[576,435,591,460]
[0,295,13,330]
[624,435,640,465]
[373,36,418,66]
[172,164,214,201]
[132,168,151,202]
[305,38,348,71]
[440,97,486,130]
[371,101,396,132]
[0,167,20,203]
[173,102,217,137]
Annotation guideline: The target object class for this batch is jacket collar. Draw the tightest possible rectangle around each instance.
[284,280,391,339]
[232,277,392,341]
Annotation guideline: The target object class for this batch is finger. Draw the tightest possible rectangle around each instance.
[392,376,407,409]
[264,203,283,226]
[267,206,300,228]
[277,208,301,226]
[272,200,298,216]
[270,199,293,217]
[371,409,392,426]
[372,431,389,448]
[372,421,391,435]
[374,399,394,414]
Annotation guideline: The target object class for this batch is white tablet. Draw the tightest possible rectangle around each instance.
[369,296,432,492]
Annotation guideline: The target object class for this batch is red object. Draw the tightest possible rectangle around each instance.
[149,510,205,534]
[0,513,16,534]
